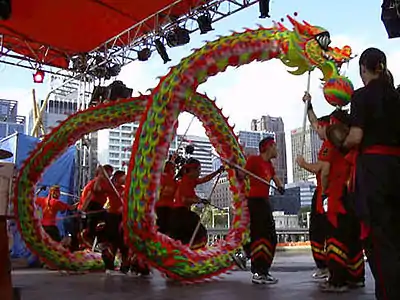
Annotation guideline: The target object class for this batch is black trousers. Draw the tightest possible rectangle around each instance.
[101,213,129,271]
[247,198,277,275]
[169,207,207,249]
[86,201,106,242]
[156,206,172,235]
[326,203,365,286]
[309,190,328,269]
[355,154,400,300]
[43,225,61,242]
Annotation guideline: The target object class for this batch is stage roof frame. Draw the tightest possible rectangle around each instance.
[0,0,259,79]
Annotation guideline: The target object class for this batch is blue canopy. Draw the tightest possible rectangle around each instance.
[1,133,76,261]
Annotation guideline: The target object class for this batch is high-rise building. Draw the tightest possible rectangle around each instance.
[284,181,316,207]
[291,125,323,182]
[28,99,78,135]
[250,115,288,184]
[238,130,275,156]
[0,99,25,139]
[98,123,140,171]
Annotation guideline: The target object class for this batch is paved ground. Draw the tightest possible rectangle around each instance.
[11,252,375,300]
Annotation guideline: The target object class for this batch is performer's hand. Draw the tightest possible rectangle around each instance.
[218,165,225,173]
[302,92,312,103]
[277,186,285,195]
[296,155,306,168]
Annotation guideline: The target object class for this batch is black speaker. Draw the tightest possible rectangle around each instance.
[0,0,11,20]
[382,1,400,38]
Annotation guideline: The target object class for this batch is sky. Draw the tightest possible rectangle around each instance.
[1,0,400,182]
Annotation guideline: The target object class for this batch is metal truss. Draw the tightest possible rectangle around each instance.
[0,0,258,79]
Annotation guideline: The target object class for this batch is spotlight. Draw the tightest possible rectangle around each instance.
[259,0,271,19]
[137,48,151,61]
[106,81,133,101]
[165,27,190,48]
[197,13,214,34]
[382,0,400,38]
[33,70,45,84]
[0,0,11,20]
[155,39,171,64]
[107,64,121,77]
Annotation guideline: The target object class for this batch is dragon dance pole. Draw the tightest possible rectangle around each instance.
[189,171,222,248]
[300,71,312,157]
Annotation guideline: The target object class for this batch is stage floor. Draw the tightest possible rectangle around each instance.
[12,252,375,300]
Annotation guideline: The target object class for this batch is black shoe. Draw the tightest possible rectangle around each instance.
[347,281,365,289]
[232,252,247,271]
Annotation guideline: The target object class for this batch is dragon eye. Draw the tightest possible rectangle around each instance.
[315,32,331,50]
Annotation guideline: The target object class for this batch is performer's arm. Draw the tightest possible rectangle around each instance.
[272,175,283,189]
[197,167,224,184]
[80,190,93,212]
[343,91,365,149]
[296,156,321,174]
[319,161,330,194]
[303,92,318,130]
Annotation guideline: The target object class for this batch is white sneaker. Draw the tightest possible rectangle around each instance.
[105,269,126,276]
[312,268,329,280]
[319,281,349,293]
[251,273,278,284]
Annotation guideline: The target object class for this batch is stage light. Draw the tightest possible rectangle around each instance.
[382,0,400,38]
[107,64,121,77]
[155,39,171,64]
[165,27,190,48]
[137,48,151,61]
[197,13,214,34]
[259,0,271,19]
[33,70,45,84]
[0,0,11,20]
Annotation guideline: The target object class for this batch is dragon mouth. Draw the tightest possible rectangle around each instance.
[315,32,331,50]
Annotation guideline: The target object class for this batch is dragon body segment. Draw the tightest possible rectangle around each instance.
[13,16,354,282]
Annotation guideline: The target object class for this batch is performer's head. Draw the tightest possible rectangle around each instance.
[111,170,126,187]
[359,47,392,86]
[329,109,351,126]
[259,136,277,160]
[316,116,330,140]
[163,161,175,175]
[183,158,201,179]
[326,123,350,149]
[96,164,114,178]
[49,185,60,199]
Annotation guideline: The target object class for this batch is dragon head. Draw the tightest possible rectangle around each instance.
[277,15,353,81]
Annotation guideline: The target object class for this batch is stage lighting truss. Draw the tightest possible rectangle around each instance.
[0,0,259,81]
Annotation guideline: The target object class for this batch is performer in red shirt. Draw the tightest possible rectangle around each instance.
[155,161,177,235]
[170,158,223,249]
[296,104,331,280]
[241,136,284,285]
[79,164,114,245]
[35,185,76,242]
[101,170,131,275]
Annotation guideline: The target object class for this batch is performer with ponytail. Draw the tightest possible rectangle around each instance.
[35,185,77,242]
[338,48,400,300]
[238,136,284,285]
[170,158,223,249]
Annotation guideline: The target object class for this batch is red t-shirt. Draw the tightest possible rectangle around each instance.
[36,197,70,226]
[156,174,177,208]
[317,140,348,215]
[174,176,199,208]
[78,178,112,209]
[246,155,276,198]
[108,184,124,214]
